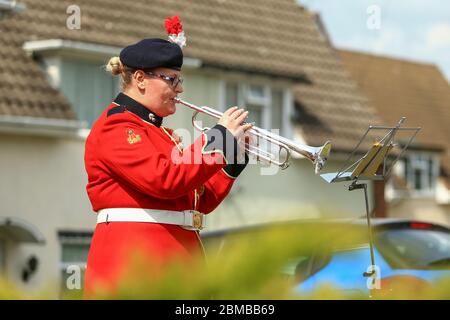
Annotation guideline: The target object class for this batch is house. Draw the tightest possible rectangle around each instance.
[0,0,399,296]
[339,50,450,226]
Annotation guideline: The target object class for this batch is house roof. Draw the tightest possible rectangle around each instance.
[0,10,76,120]
[339,49,450,177]
[0,0,383,154]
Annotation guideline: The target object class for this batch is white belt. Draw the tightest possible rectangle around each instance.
[97,208,205,231]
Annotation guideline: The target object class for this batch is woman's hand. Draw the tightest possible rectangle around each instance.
[218,106,253,140]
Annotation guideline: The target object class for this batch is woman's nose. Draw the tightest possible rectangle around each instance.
[175,83,184,94]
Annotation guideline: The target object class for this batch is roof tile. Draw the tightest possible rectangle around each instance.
[340,49,450,177]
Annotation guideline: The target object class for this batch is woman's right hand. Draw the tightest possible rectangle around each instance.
[218,106,253,140]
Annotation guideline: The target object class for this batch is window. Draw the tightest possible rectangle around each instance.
[223,81,292,137]
[225,83,239,109]
[39,57,120,127]
[403,153,439,195]
[59,231,92,292]
[28,41,122,127]
[223,81,293,169]
[271,89,284,131]
[376,228,450,269]
[58,57,120,127]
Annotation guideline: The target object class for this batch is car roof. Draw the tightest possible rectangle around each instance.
[326,217,449,226]
[201,217,450,238]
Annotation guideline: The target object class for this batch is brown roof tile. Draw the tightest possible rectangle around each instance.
[339,49,450,176]
[0,15,76,120]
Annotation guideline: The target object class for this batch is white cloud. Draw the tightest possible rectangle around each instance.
[371,27,404,53]
[426,23,450,48]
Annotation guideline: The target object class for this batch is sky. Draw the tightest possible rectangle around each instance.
[298,0,450,82]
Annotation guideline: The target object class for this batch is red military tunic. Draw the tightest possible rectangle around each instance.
[84,93,245,296]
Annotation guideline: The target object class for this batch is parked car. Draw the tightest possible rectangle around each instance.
[201,218,450,296]
[291,219,450,296]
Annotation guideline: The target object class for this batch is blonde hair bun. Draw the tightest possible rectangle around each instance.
[106,56,124,75]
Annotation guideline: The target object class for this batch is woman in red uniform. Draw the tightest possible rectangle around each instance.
[83,37,252,297]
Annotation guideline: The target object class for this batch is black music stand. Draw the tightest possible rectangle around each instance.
[320,117,421,287]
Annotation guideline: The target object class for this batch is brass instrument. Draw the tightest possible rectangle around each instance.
[174,98,332,173]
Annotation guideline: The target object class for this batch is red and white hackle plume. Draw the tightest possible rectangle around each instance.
[164,15,186,48]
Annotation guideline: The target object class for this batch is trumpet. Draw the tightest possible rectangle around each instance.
[174,98,332,174]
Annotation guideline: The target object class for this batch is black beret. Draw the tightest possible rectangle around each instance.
[119,38,183,71]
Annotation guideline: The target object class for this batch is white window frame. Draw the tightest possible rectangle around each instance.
[59,234,91,265]
[59,232,92,291]
[389,152,440,199]
[244,83,271,130]
[219,79,294,138]
[406,152,439,197]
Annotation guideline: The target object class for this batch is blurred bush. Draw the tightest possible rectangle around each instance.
[1,222,450,299]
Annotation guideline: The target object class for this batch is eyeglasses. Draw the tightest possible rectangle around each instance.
[145,71,183,88]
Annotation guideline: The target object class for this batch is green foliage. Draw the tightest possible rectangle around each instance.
[1,223,450,300]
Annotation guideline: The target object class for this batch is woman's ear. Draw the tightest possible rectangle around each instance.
[133,70,147,90]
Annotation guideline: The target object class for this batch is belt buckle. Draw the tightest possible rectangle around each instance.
[191,210,204,230]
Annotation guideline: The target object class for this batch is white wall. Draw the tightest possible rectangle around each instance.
[0,133,95,297]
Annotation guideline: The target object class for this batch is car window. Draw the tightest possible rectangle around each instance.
[375,228,450,269]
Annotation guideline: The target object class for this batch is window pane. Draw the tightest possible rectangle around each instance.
[59,233,91,294]
[246,104,263,127]
[62,243,90,263]
[225,83,239,107]
[271,89,283,131]
[248,85,265,99]
[59,58,119,127]
[376,229,450,268]
[428,157,435,189]
[59,232,92,263]
[414,168,422,190]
